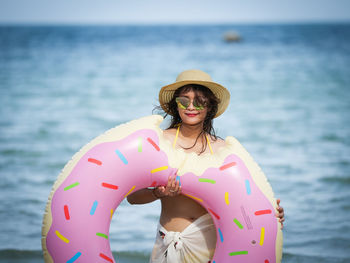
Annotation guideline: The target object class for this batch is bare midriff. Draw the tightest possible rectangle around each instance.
[159,194,209,232]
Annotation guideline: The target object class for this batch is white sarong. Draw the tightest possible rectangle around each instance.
[149,213,216,263]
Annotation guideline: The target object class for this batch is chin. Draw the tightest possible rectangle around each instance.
[181,115,205,126]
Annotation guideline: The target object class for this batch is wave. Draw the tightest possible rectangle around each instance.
[0,250,42,263]
[283,251,350,263]
[321,176,350,185]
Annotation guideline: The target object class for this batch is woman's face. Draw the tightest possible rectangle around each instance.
[177,90,208,126]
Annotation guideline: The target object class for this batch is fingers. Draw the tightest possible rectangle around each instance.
[167,175,173,187]
[170,174,176,189]
[276,198,285,229]
[174,177,181,194]
[276,210,285,230]
[275,207,284,218]
[165,174,181,197]
[275,199,283,215]
[277,205,284,217]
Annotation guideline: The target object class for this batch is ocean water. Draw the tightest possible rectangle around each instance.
[0,24,350,262]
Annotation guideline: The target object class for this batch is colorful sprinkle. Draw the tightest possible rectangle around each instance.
[138,137,142,152]
[55,230,69,243]
[265,260,270,263]
[115,149,128,164]
[96,232,108,239]
[151,166,168,173]
[218,228,224,242]
[90,201,98,215]
[176,176,181,186]
[245,179,251,195]
[219,162,236,170]
[259,227,265,246]
[225,192,230,205]
[208,208,220,220]
[233,218,244,229]
[124,186,135,197]
[147,137,160,151]
[198,178,216,184]
[67,252,82,263]
[64,182,79,191]
[64,205,70,220]
[229,251,248,256]
[99,253,114,262]
[102,183,118,190]
[184,194,203,202]
[150,181,157,187]
[110,209,114,220]
[255,209,272,216]
[88,158,102,166]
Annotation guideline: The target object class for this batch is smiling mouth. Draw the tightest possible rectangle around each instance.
[185,113,198,117]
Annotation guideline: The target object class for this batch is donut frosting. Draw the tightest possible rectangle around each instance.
[42,115,283,262]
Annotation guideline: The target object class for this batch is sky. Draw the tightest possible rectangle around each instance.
[0,0,350,24]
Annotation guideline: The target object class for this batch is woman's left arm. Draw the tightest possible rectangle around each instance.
[276,199,285,229]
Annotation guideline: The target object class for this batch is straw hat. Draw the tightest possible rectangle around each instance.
[159,69,230,118]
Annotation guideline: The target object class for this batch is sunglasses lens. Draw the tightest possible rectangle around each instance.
[193,99,204,110]
[176,97,190,109]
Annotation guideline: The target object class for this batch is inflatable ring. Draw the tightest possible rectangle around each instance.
[42,115,283,262]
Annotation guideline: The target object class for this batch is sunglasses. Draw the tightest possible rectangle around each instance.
[175,96,206,110]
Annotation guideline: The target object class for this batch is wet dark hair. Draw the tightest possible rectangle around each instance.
[156,84,220,155]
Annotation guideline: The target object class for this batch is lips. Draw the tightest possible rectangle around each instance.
[185,113,198,117]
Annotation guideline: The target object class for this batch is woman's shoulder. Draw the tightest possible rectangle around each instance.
[163,128,177,137]
[163,128,177,142]
[209,134,225,143]
[210,136,226,152]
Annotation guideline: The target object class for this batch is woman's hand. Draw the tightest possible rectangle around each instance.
[153,174,182,198]
[276,199,285,229]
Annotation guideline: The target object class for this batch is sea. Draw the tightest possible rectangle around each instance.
[0,23,349,262]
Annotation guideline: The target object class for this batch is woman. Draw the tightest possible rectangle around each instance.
[127,69,285,263]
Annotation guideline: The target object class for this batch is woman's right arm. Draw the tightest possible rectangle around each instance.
[126,188,160,204]
[127,175,181,204]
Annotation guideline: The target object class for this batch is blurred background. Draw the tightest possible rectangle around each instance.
[0,0,350,262]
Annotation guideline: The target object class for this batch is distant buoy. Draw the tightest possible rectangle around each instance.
[224,31,241,42]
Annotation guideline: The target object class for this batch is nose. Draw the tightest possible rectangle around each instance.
[186,101,196,110]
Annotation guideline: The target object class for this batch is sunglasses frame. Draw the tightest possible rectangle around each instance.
[175,96,206,110]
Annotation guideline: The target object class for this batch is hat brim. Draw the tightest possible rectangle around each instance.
[159,80,230,118]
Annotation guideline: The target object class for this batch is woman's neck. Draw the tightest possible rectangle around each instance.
[179,122,204,139]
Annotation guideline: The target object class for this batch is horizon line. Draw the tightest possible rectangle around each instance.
[1,19,350,26]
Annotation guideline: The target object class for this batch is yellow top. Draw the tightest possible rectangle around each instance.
[173,125,214,155]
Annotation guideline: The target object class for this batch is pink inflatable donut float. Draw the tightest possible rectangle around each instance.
[42,115,283,263]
